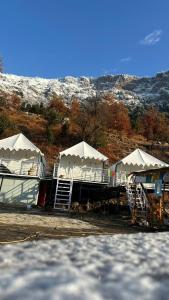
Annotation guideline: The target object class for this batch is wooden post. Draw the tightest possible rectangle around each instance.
[131,182,137,224]
[79,183,82,202]
[134,183,138,223]
[160,183,165,224]
[0,176,3,193]
[159,196,163,224]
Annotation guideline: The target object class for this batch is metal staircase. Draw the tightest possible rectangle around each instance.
[126,183,149,221]
[54,179,73,212]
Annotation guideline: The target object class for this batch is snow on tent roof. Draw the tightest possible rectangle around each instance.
[60,141,108,161]
[0,133,43,154]
[117,148,168,167]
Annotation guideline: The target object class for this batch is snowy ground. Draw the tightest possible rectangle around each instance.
[0,232,169,300]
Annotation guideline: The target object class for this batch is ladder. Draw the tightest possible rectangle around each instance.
[126,184,148,209]
[126,183,149,222]
[54,179,73,212]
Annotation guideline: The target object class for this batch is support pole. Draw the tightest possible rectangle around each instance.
[79,183,82,202]
[0,176,3,193]
[160,183,165,224]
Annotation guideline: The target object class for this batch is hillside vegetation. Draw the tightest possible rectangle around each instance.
[0,91,169,167]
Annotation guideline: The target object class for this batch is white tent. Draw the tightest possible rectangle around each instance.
[57,141,109,183]
[60,141,108,161]
[116,148,168,168]
[0,133,43,154]
[0,133,45,176]
[111,148,168,186]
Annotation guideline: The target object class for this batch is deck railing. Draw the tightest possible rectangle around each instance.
[113,172,128,186]
[112,172,157,189]
[53,164,110,184]
[0,159,44,178]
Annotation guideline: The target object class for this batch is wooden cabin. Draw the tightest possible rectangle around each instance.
[0,133,45,206]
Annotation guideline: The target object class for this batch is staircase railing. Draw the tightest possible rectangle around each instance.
[126,182,149,211]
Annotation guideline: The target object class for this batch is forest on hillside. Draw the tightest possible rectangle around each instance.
[0,88,169,166]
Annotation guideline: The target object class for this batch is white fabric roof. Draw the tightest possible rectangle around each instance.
[0,133,43,155]
[115,148,168,167]
[60,141,108,161]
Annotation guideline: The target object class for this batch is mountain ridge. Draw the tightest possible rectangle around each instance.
[1,71,169,109]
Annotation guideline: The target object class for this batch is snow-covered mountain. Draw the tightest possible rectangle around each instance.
[1,71,169,109]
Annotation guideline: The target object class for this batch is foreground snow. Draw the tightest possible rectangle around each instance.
[0,233,169,300]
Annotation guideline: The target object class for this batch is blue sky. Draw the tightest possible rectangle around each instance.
[0,0,169,78]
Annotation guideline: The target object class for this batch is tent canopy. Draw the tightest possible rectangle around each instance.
[115,148,168,168]
[60,141,108,161]
[0,133,43,155]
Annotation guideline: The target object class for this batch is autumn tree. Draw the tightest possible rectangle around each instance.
[0,92,7,107]
[69,95,132,146]
[76,96,106,146]
[101,94,131,134]
[0,91,21,110]
[49,95,68,117]
[8,94,21,110]
[44,95,68,128]
[69,98,81,122]
[138,107,169,142]
[0,114,12,135]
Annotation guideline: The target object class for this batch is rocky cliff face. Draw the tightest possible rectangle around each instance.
[1,71,169,109]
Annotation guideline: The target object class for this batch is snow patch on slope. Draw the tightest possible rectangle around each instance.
[0,73,96,105]
[1,71,169,108]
